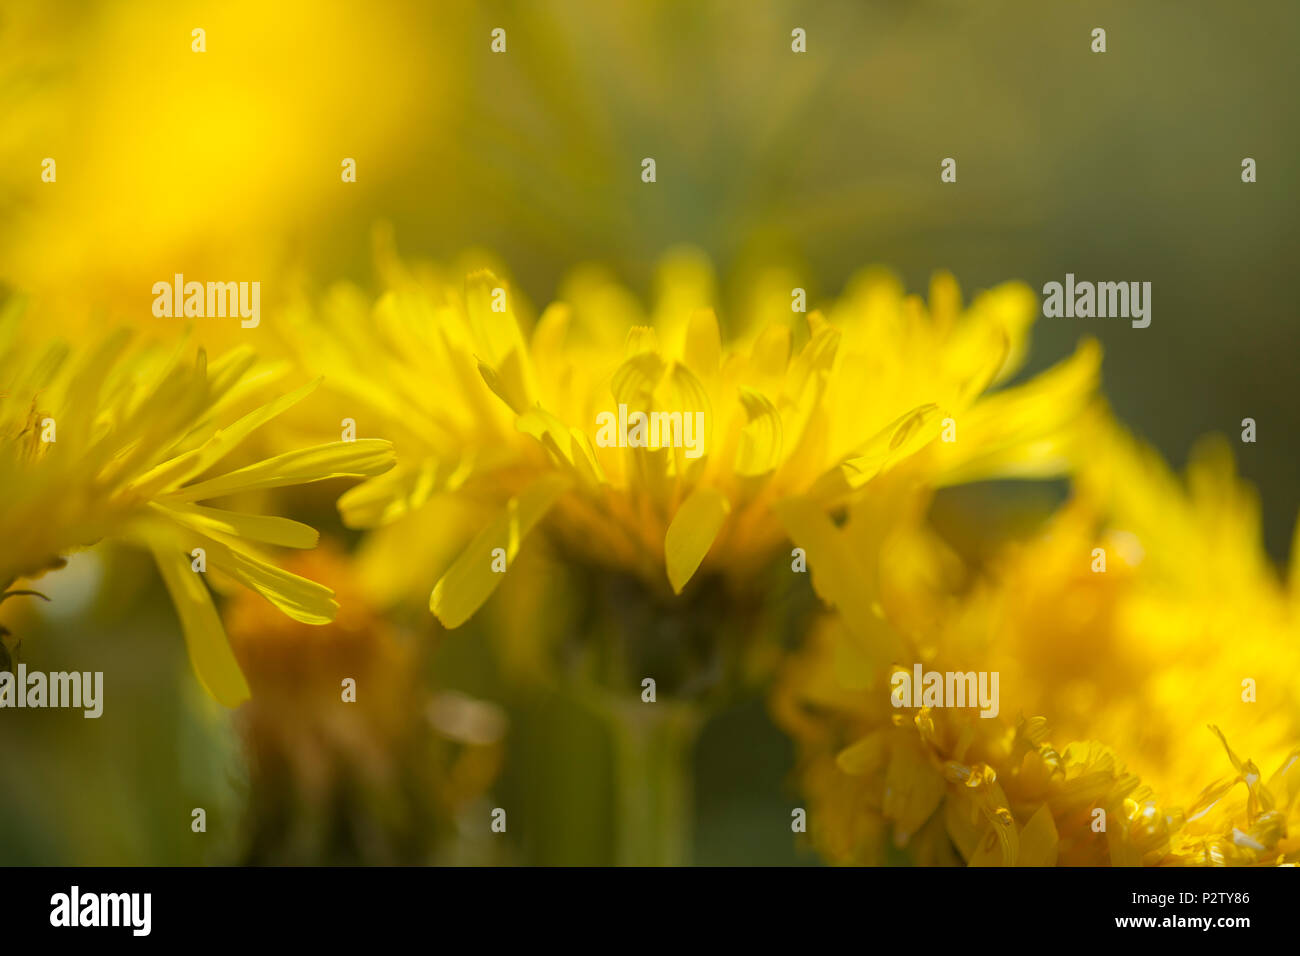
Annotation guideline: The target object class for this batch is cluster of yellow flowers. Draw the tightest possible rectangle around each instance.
[3,248,1296,865]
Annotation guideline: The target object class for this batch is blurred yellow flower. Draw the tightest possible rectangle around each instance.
[225,544,506,864]
[0,301,395,706]
[0,0,450,339]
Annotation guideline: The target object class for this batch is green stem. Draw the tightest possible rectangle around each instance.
[606,698,701,867]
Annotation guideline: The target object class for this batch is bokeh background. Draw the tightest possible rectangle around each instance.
[1,0,1295,864]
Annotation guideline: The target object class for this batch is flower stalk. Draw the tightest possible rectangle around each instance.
[605,696,702,867]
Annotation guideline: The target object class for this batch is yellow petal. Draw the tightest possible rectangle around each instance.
[625,326,660,357]
[932,339,1101,485]
[516,406,577,467]
[530,302,571,360]
[976,281,1038,385]
[664,486,730,594]
[750,323,792,381]
[773,496,907,666]
[200,534,339,625]
[652,248,715,344]
[204,346,261,402]
[928,270,963,331]
[682,308,721,378]
[1016,804,1059,867]
[733,387,783,477]
[786,319,840,398]
[611,351,665,409]
[430,474,570,628]
[337,459,442,528]
[568,428,607,486]
[166,439,395,502]
[477,352,531,415]
[807,403,942,498]
[517,408,608,492]
[465,270,527,368]
[967,824,1015,867]
[153,501,319,549]
[151,544,250,708]
[836,731,888,776]
[662,362,712,477]
[467,270,533,410]
[130,378,320,496]
[883,742,946,844]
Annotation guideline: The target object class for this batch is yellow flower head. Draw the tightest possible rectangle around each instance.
[292,248,1101,636]
[224,544,505,864]
[774,413,1300,866]
[0,302,396,705]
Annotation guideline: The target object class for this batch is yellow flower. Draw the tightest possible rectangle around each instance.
[0,0,452,337]
[291,248,1100,639]
[0,304,396,706]
[281,249,1101,864]
[774,414,1300,865]
[223,543,506,864]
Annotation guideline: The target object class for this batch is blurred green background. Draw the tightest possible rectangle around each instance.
[2,0,1296,865]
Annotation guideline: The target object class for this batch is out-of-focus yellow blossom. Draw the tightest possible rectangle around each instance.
[225,545,506,865]
[288,247,1100,648]
[774,416,1300,865]
[0,301,396,706]
[0,0,448,342]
